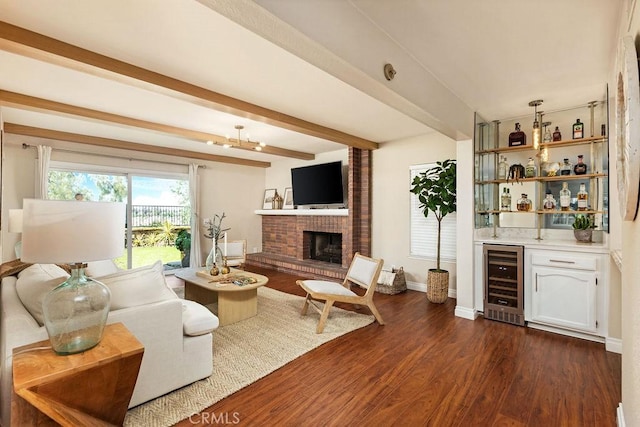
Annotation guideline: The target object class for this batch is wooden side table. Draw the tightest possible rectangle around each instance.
[11,322,144,426]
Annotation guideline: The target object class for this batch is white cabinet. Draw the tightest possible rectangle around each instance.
[531,266,597,332]
[526,249,606,338]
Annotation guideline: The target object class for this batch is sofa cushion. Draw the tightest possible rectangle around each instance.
[181,300,219,336]
[97,261,178,310]
[85,259,121,277]
[15,264,69,325]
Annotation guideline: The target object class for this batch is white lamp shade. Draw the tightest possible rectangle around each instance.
[21,199,125,264]
[8,209,23,233]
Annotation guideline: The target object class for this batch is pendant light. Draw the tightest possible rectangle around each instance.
[529,99,543,150]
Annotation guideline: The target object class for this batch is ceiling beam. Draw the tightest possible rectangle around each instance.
[0,90,314,161]
[3,123,271,168]
[0,20,378,151]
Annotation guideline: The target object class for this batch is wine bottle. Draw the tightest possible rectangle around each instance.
[577,183,588,211]
[560,158,572,176]
[500,188,510,211]
[508,123,526,147]
[498,156,508,180]
[543,191,556,210]
[573,155,587,175]
[525,157,536,178]
[572,119,584,139]
[559,182,571,211]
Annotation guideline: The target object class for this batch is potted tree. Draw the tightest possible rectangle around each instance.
[410,159,457,303]
[175,230,191,267]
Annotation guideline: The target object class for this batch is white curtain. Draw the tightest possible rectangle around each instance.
[35,145,52,199]
[189,163,202,268]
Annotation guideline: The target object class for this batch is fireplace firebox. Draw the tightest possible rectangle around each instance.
[308,232,342,264]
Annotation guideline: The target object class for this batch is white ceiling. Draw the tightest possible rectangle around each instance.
[0,0,624,166]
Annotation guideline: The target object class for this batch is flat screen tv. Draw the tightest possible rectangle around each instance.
[291,161,344,207]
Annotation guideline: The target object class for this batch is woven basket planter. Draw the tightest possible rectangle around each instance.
[427,269,449,303]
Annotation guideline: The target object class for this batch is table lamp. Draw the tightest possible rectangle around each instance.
[20,199,125,355]
[8,209,23,259]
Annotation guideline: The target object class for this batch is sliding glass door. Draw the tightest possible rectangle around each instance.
[47,167,190,271]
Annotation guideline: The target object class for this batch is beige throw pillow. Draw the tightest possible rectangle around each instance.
[85,259,121,277]
[97,260,177,310]
[15,264,70,326]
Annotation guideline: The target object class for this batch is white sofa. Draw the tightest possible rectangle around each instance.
[0,261,219,427]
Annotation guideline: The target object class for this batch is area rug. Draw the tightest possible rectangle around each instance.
[123,286,374,426]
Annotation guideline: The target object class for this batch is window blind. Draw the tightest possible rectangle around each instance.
[410,164,457,261]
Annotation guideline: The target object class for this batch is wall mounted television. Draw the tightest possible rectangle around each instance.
[291,161,344,207]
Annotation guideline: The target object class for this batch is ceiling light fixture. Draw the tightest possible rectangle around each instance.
[529,99,543,150]
[235,124,266,151]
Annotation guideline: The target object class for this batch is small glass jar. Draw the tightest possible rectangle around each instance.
[517,193,532,211]
[560,158,572,175]
[543,191,556,210]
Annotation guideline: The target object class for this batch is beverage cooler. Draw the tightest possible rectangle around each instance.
[483,244,524,326]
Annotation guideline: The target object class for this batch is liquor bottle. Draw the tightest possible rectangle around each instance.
[543,191,557,210]
[572,119,584,139]
[577,183,588,211]
[559,182,571,211]
[573,155,587,175]
[517,194,532,211]
[525,157,536,178]
[500,188,510,211]
[508,123,526,147]
[543,125,552,143]
[560,158,572,175]
[552,126,562,141]
[498,156,508,180]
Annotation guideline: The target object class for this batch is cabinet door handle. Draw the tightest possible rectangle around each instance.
[549,259,575,264]
[535,273,537,292]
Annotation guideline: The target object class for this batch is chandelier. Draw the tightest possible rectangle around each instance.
[206,125,267,151]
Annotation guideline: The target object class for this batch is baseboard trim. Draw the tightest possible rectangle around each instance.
[617,403,625,427]
[606,337,622,354]
[407,281,426,292]
[455,306,478,320]
[527,322,605,344]
[407,281,457,299]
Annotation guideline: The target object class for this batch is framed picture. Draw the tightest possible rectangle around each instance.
[283,187,294,209]
[262,189,276,210]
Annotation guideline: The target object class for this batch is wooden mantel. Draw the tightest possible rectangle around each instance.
[254,209,349,216]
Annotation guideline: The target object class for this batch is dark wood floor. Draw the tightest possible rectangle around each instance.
[172,266,621,427]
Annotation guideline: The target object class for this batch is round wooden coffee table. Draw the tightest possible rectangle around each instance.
[175,268,269,326]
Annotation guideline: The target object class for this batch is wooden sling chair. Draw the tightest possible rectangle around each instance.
[297,252,385,333]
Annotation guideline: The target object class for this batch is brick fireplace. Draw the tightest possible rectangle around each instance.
[307,231,342,264]
[246,148,371,280]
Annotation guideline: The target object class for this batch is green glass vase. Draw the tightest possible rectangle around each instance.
[42,265,111,355]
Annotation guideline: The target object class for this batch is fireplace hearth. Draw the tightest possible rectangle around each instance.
[308,232,342,264]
